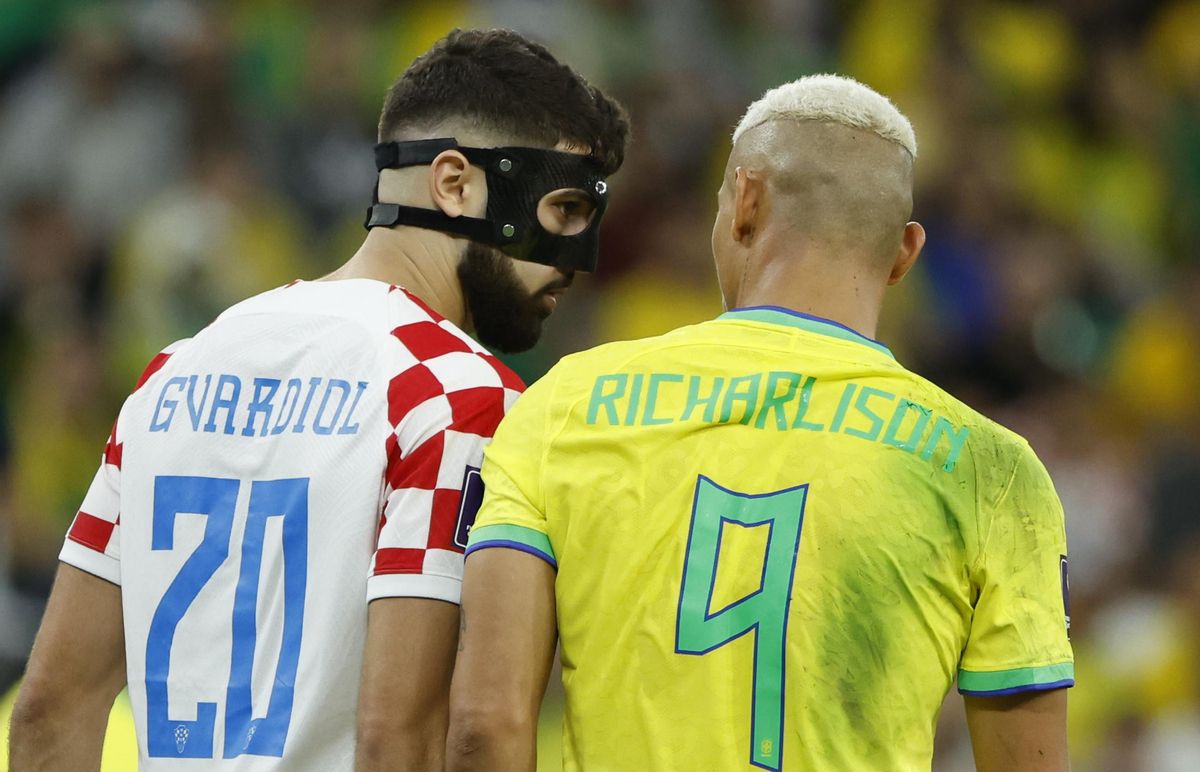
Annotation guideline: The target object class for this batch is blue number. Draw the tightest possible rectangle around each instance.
[675,475,808,771]
[224,478,309,758]
[146,475,309,759]
[146,475,239,758]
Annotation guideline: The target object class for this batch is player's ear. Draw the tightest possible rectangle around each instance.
[888,221,925,285]
[428,149,482,218]
[730,167,764,245]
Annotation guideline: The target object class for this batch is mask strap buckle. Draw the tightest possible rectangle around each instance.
[362,202,504,244]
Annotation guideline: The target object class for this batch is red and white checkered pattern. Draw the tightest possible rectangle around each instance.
[55,279,526,769]
[60,283,523,603]
[62,339,188,584]
[369,288,523,601]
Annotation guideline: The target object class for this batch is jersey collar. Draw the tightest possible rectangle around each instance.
[718,306,895,359]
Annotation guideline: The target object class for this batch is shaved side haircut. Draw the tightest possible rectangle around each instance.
[727,75,918,265]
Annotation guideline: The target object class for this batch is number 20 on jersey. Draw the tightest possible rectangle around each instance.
[146,475,309,759]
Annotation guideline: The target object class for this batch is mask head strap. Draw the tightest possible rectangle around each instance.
[364,137,608,272]
[365,138,509,242]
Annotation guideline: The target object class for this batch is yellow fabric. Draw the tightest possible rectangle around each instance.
[473,309,1073,771]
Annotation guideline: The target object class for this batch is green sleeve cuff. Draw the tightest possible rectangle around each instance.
[465,523,557,569]
[958,662,1075,696]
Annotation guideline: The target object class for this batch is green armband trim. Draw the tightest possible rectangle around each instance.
[465,523,557,568]
[958,662,1075,696]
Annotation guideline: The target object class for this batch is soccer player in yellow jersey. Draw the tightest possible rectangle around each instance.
[447,75,1073,772]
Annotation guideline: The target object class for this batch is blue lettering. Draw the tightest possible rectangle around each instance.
[242,378,281,437]
[337,381,369,435]
[271,379,302,436]
[204,375,242,435]
[186,374,213,431]
[291,378,323,434]
[313,380,351,436]
[150,377,188,432]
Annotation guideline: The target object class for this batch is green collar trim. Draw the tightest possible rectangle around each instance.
[719,306,894,359]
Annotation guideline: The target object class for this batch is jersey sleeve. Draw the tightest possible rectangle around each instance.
[465,366,559,569]
[369,342,525,605]
[57,345,182,585]
[958,441,1074,696]
[58,420,124,585]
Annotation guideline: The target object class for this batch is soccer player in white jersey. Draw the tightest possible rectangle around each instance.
[8,29,628,771]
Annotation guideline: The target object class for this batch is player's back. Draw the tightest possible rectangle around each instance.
[60,279,521,769]
[472,306,1072,771]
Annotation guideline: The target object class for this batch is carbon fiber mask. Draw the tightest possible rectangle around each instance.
[364,138,609,272]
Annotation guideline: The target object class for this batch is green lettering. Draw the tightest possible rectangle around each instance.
[790,376,823,431]
[843,387,894,442]
[682,376,726,423]
[828,383,857,433]
[919,417,971,472]
[754,372,802,430]
[587,374,627,425]
[720,374,763,425]
[882,399,932,453]
[623,374,645,426]
[643,373,684,426]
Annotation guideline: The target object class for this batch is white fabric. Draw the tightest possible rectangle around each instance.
[58,279,521,769]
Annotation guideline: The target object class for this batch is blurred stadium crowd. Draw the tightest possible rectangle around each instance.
[0,1,1198,769]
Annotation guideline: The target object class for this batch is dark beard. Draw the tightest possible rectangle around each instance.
[457,242,566,354]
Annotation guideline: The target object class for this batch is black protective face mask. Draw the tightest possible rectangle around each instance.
[364,138,609,272]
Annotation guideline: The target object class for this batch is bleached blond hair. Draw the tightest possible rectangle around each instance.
[733,74,917,158]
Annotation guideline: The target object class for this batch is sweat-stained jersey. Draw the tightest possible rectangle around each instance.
[59,278,523,770]
[467,306,1073,772]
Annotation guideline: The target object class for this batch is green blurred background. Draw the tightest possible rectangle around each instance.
[1,0,1199,769]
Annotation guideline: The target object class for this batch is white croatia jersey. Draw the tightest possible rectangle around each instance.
[59,278,524,769]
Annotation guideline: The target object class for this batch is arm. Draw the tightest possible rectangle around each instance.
[964,689,1069,772]
[445,548,557,772]
[959,443,1074,768]
[355,597,460,772]
[9,564,126,772]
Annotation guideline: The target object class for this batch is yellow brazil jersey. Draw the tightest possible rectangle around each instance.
[467,306,1073,772]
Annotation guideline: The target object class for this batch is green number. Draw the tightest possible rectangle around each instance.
[675,475,808,771]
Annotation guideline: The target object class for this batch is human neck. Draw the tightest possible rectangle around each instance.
[732,246,886,339]
[323,227,468,328]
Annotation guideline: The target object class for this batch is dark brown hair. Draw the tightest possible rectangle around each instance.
[378,29,629,176]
